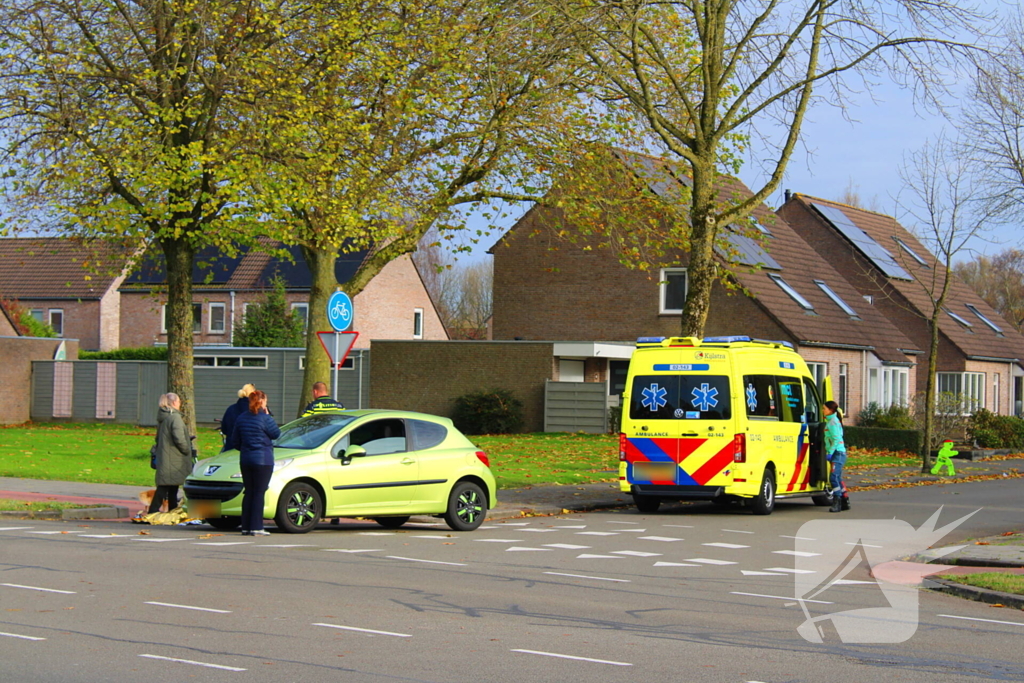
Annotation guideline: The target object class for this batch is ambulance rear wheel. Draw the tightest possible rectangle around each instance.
[633,495,661,513]
[750,469,776,515]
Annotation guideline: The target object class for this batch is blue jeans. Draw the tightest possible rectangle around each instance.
[829,451,847,496]
[240,464,273,531]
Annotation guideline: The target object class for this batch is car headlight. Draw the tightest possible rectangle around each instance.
[191,458,213,477]
[274,458,294,472]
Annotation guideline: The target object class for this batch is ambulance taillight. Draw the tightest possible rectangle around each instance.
[732,433,746,463]
[619,433,627,461]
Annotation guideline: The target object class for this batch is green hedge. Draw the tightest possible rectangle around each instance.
[969,409,1024,449]
[79,347,168,361]
[451,388,524,435]
[844,425,922,453]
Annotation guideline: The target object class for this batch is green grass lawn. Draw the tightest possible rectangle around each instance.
[0,498,98,512]
[0,422,928,490]
[945,572,1024,596]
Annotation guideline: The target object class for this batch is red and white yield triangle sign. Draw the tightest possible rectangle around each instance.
[316,331,359,368]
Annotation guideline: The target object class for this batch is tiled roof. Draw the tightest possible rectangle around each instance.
[614,151,918,362]
[0,237,131,299]
[790,195,1024,362]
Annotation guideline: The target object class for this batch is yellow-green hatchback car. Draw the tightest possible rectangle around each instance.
[183,410,496,533]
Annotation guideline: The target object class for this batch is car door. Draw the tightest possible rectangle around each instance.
[327,418,415,511]
[406,419,457,506]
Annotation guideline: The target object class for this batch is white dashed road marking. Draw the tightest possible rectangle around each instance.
[79,534,135,538]
[577,554,622,559]
[554,525,586,529]
[386,555,466,566]
[607,521,639,525]
[703,542,749,549]
[654,562,700,567]
[685,558,737,565]
[322,549,381,553]
[781,535,815,541]
[662,524,693,528]
[938,614,1024,627]
[0,527,34,531]
[507,547,553,552]
[638,536,684,542]
[773,550,821,557]
[0,631,45,641]
[511,649,632,666]
[544,544,591,549]
[413,535,452,539]
[1,583,75,594]
[132,538,190,543]
[258,544,314,548]
[194,542,252,546]
[610,550,661,557]
[731,591,832,604]
[763,567,816,574]
[515,529,558,533]
[543,572,630,583]
[27,530,85,535]
[473,539,519,543]
[832,580,876,585]
[138,654,245,672]
[742,570,787,576]
[358,532,395,536]
[145,602,231,614]
[577,532,619,536]
[721,529,755,534]
[846,542,883,548]
[314,623,412,637]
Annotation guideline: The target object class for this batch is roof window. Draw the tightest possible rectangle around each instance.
[814,280,859,318]
[944,307,974,332]
[965,303,1004,335]
[893,237,929,267]
[769,274,815,311]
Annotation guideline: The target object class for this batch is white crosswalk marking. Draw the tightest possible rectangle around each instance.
[685,558,737,565]
[638,536,684,542]
[544,544,591,549]
[703,542,749,549]
[610,550,661,557]
[773,550,821,557]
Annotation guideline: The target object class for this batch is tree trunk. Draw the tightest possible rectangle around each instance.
[297,244,338,418]
[161,236,196,436]
[921,312,941,472]
[680,164,718,337]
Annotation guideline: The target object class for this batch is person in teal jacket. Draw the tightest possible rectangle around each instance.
[823,400,850,513]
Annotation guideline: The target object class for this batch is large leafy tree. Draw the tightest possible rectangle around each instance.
[554,0,983,336]
[245,0,622,417]
[0,0,313,432]
[955,249,1024,334]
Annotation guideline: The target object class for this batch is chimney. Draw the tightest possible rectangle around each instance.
[784,189,792,203]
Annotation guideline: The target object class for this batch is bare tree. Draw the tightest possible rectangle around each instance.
[554,0,984,336]
[897,133,999,471]
[413,230,493,339]
[955,249,1024,333]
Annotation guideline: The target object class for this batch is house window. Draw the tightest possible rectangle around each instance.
[813,280,858,318]
[768,274,814,311]
[659,268,688,314]
[194,355,268,369]
[838,363,849,415]
[806,362,827,395]
[30,308,44,322]
[209,303,226,334]
[965,303,1003,335]
[48,309,64,336]
[559,359,585,382]
[937,371,985,414]
[413,308,424,339]
[299,355,353,370]
[291,303,309,330]
[994,373,1001,414]
[161,303,203,334]
[242,302,252,322]
[868,366,909,408]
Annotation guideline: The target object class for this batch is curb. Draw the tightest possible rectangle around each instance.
[926,577,1024,610]
[0,506,128,520]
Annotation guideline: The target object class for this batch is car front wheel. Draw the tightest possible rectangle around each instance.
[443,482,486,531]
[274,482,322,534]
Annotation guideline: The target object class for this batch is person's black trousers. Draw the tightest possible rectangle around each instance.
[148,485,179,513]
[240,464,274,531]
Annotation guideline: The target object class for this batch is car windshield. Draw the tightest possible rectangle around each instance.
[274,414,356,450]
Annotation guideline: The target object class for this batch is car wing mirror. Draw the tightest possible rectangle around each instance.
[341,444,366,466]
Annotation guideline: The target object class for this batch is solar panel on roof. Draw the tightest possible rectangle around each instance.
[811,203,912,280]
[715,229,781,270]
[613,150,690,202]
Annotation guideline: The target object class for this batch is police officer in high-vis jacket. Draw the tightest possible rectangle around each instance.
[301,381,344,417]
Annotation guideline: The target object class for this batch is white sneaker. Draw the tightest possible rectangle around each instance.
[251,530,271,536]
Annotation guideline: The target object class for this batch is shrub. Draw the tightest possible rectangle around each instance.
[968,409,1024,450]
[845,426,923,453]
[451,388,524,435]
[1,297,55,337]
[857,402,915,430]
[607,405,623,434]
[79,347,168,361]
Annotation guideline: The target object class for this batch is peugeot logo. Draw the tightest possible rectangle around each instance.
[204,465,221,476]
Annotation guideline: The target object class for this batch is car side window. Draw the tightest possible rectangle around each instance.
[409,419,447,451]
[347,419,407,456]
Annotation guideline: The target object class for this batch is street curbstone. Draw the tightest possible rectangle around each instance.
[926,577,1024,611]
[61,506,129,520]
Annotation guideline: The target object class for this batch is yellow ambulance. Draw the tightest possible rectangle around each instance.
[619,336,833,515]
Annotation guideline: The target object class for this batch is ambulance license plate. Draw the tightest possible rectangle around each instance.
[633,462,678,482]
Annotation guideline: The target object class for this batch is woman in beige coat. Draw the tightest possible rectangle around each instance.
[149,393,193,514]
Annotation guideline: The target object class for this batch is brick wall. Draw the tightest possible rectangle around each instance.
[370,341,554,432]
[0,336,79,424]
[965,359,1015,414]
[16,300,100,350]
[351,255,447,343]
[492,206,794,343]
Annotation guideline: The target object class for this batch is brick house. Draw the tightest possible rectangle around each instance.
[0,238,134,350]
[779,194,1024,416]
[118,240,447,348]
[490,150,922,418]
[0,299,18,336]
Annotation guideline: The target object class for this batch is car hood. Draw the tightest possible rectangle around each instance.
[189,448,306,480]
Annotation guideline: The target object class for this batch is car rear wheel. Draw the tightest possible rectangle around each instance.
[750,468,776,515]
[205,516,241,530]
[633,494,661,513]
[373,516,410,529]
[274,482,322,534]
[443,482,486,531]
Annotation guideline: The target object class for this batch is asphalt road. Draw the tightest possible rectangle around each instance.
[2,479,1023,682]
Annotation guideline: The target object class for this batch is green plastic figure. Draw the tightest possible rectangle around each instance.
[931,440,957,476]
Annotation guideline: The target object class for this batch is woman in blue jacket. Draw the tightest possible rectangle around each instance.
[220,383,256,451]
[823,400,850,513]
[231,390,281,535]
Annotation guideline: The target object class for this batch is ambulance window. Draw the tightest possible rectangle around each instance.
[630,375,731,420]
[742,375,778,420]
[776,377,805,423]
[803,377,821,423]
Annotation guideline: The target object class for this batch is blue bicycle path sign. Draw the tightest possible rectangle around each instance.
[327,291,353,332]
